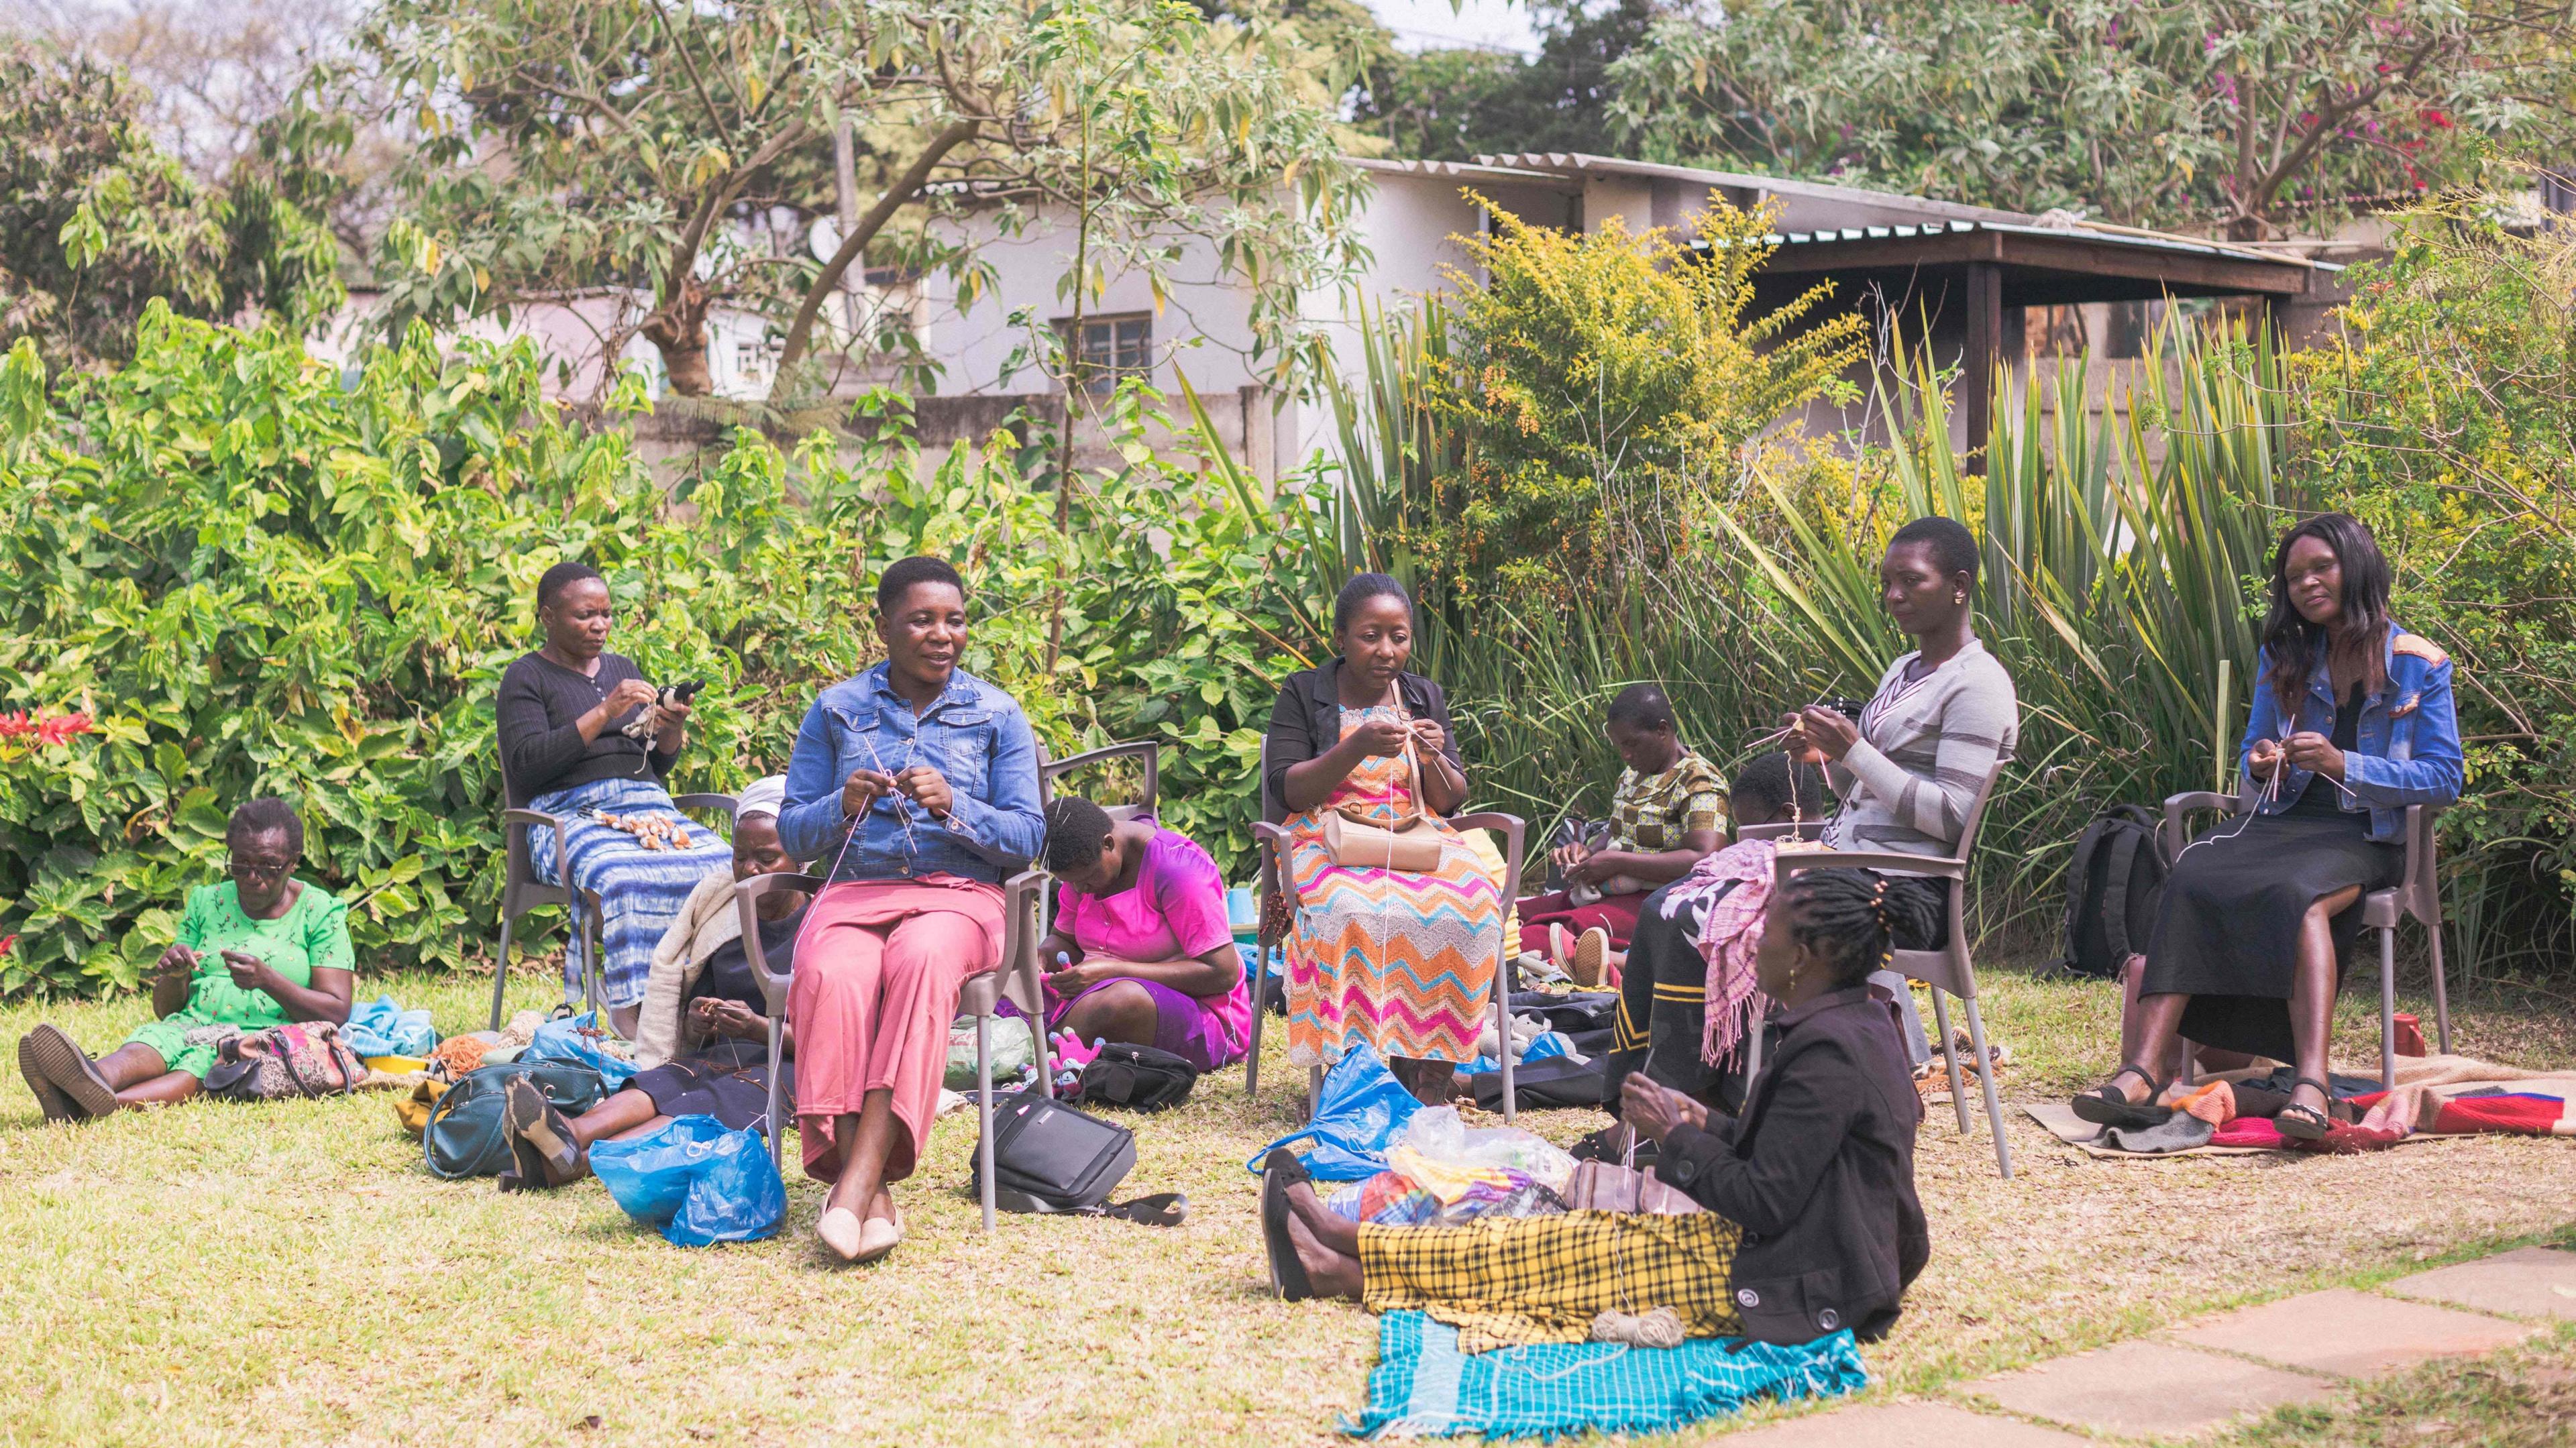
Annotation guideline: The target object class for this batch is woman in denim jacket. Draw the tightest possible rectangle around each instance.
[774,556,1044,1262]
[2074,513,2461,1139]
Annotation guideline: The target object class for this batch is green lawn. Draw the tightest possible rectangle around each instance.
[2,958,2573,1446]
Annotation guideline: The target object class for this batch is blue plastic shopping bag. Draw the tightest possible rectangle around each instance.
[340,995,438,1058]
[1243,1040,1424,1181]
[525,1012,641,1089]
[590,1114,786,1247]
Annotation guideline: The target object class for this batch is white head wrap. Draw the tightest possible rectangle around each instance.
[735,775,788,822]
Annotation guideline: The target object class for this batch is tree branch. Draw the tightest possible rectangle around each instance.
[768,116,980,398]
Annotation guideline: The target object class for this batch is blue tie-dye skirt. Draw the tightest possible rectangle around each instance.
[526,777,735,1009]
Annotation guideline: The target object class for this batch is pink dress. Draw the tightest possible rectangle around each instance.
[1044,826,1250,1070]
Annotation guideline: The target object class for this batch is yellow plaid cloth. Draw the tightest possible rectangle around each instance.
[1360,1209,1744,1353]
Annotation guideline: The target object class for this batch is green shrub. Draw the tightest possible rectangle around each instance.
[0,313,1311,997]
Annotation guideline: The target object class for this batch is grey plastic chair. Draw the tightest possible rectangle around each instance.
[1771,759,2014,1178]
[1244,737,1531,1121]
[2159,783,2450,1093]
[733,855,1057,1233]
[490,792,737,1030]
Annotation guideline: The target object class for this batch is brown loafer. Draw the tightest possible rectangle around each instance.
[502,1075,590,1188]
[21,1024,115,1121]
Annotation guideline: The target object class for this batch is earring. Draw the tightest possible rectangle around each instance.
[1953,592,1966,604]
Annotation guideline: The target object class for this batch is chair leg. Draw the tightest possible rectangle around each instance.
[1244,946,1269,1100]
[2427,917,2453,1055]
[1495,983,1517,1127]
[581,895,604,1021]
[1927,988,1971,1134]
[1961,993,2012,1180]
[766,1019,786,1176]
[490,909,517,1033]
[977,1012,997,1233]
[2379,924,2398,1095]
[1307,1064,1322,1120]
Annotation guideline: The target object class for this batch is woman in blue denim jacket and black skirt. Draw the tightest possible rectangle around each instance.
[2074,514,2462,1139]
[774,556,1044,1263]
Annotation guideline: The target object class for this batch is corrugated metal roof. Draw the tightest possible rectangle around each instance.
[1707,219,2339,272]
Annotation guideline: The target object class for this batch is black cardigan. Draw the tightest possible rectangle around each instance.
[1655,985,1929,1345]
[494,651,676,808]
[1260,661,1465,821]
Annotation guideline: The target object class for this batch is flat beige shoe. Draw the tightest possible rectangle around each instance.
[818,1207,866,1262]
[1571,928,1609,988]
[853,1207,904,1265]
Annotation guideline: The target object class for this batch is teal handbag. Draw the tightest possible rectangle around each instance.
[423,1060,610,1179]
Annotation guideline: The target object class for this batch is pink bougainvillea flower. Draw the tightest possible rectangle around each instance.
[35,712,94,746]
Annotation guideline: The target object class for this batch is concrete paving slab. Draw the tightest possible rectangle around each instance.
[1727,1401,2089,1447]
[2386,1246,2576,1322]
[2176,1287,2532,1377]
[1966,1339,2335,1438]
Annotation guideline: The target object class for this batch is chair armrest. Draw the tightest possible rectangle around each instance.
[1450,812,1527,907]
[1771,848,1965,885]
[2161,790,2244,864]
[1001,867,1050,1011]
[503,807,571,864]
[735,872,826,1010]
[1250,822,1290,846]
[672,793,738,821]
[1043,741,1161,812]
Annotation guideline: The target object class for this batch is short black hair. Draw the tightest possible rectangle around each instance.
[536,560,604,610]
[1779,868,1940,989]
[1729,752,1823,825]
[877,555,965,614]
[1333,573,1411,634]
[1605,683,1676,733]
[1888,516,1980,586]
[227,796,305,856]
[1042,796,1114,874]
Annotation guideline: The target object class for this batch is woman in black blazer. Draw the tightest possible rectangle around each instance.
[1261,867,1930,1349]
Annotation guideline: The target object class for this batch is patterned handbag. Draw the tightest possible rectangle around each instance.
[200,1021,370,1102]
[1560,1158,1706,1215]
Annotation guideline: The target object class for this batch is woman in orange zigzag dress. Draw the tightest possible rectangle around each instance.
[1262,575,1505,1106]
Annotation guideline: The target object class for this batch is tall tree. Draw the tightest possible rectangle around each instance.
[0,41,344,371]
[1346,0,1670,163]
[361,0,1364,401]
[1608,0,2576,238]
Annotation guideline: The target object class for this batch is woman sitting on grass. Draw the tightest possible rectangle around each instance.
[497,777,810,1190]
[17,798,354,1121]
[1261,867,1930,1351]
[1034,796,1251,1072]
[1522,683,1729,985]
[2072,513,2463,1139]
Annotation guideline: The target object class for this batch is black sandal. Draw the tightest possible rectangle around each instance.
[1259,1148,1315,1301]
[2071,1063,2172,1129]
[2276,1076,2335,1141]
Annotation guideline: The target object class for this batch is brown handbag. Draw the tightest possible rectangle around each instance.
[1561,1158,1707,1215]
[1320,706,1445,872]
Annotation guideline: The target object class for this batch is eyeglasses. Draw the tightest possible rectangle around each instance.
[227,858,295,882]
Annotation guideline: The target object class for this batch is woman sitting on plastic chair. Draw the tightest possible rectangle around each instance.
[773,556,1045,1264]
[1262,869,1929,1353]
[1034,796,1252,1072]
[494,560,732,1034]
[1776,516,2019,1071]
[495,777,809,1190]
[1519,683,1729,986]
[2072,513,2461,1141]
[1263,573,1506,1107]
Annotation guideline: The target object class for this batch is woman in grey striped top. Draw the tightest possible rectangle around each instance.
[1784,517,2021,1062]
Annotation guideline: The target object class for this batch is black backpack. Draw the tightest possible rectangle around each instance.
[1077,1043,1199,1112]
[2044,805,2167,980]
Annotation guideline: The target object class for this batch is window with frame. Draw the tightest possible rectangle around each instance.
[1063,313,1152,395]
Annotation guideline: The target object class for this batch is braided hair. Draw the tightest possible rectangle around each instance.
[1777,868,1941,990]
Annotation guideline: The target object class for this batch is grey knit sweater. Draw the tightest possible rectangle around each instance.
[1821,638,2019,864]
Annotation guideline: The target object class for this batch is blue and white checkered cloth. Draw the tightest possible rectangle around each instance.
[1344,1311,1868,1441]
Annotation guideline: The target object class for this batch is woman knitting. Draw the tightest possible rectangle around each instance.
[496,777,809,1190]
[1520,683,1728,985]
[17,797,354,1120]
[2072,513,2462,1139]
[773,556,1045,1263]
[494,561,733,1032]
[1035,797,1252,1072]
[1261,868,1931,1351]
[1263,573,1506,1106]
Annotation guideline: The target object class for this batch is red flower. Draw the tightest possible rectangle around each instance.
[0,934,14,958]
[2421,107,2454,129]
[34,712,93,746]
[0,712,30,738]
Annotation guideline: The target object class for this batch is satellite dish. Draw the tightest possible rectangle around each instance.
[809,217,843,264]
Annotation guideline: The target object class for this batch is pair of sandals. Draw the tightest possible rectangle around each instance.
[2073,1063,2338,1140]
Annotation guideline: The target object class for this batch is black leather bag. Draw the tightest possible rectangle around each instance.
[1077,1043,1199,1113]
[971,1089,1139,1213]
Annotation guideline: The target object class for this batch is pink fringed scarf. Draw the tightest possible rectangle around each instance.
[1654,838,1778,1068]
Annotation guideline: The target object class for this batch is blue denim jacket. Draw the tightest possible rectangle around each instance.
[2239,624,2463,842]
[777,663,1045,884]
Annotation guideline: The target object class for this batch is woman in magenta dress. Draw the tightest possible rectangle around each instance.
[1034,796,1252,1070]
